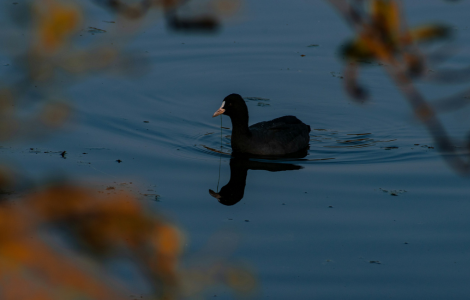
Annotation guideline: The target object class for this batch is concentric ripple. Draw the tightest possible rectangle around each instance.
[174,130,233,161]
[173,126,438,165]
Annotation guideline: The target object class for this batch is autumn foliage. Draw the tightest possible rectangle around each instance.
[329,0,470,174]
[0,185,181,299]
[0,185,256,299]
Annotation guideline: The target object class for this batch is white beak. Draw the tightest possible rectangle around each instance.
[212,101,225,117]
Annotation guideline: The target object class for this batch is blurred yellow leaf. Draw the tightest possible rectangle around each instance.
[340,0,448,66]
[409,24,451,42]
[371,0,400,39]
[33,0,82,54]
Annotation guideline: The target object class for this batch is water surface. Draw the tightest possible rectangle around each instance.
[2,0,470,299]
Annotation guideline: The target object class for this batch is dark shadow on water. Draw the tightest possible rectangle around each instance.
[209,158,303,206]
[231,147,310,160]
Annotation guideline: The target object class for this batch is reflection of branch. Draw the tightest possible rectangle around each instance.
[94,0,220,32]
[93,0,153,19]
[326,0,470,175]
[166,13,219,32]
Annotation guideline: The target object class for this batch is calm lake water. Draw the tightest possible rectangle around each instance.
[2,0,470,298]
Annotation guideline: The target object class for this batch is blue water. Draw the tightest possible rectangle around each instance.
[2,0,470,299]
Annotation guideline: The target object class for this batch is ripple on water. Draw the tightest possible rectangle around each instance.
[172,126,437,165]
[174,131,232,161]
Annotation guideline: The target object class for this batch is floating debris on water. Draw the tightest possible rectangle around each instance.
[307,44,320,47]
[88,27,106,34]
[379,188,407,196]
[29,148,41,154]
[330,71,344,79]
[244,97,270,101]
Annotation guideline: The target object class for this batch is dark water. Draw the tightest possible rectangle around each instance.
[2,0,470,298]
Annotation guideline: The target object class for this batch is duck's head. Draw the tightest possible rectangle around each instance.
[212,94,248,118]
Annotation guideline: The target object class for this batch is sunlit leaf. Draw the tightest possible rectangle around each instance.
[33,0,82,54]
[409,24,451,42]
[371,0,399,35]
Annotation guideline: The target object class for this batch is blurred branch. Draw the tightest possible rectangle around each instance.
[0,0,234,143]
[327,0,470,175]
[0,184,257,299]
[0,1,254,298]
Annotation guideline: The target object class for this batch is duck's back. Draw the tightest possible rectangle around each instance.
[239,116,310,156]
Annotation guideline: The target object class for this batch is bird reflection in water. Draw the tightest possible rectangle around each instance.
[209,157,303,206]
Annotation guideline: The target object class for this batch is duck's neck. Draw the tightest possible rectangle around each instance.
[229,113,250,138]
